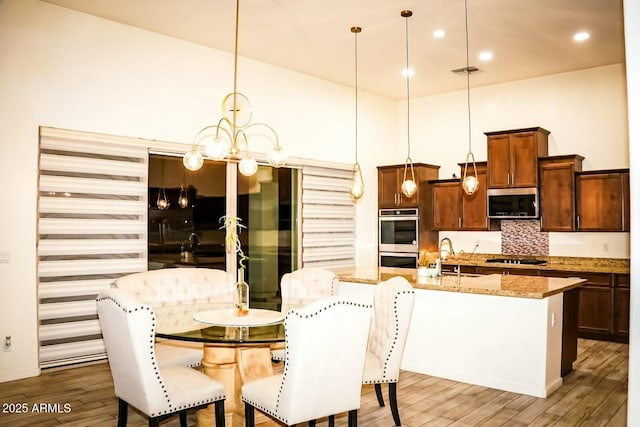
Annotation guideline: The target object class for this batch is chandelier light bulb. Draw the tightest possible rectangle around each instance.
[401,179,417,197]
[183,149,204,171]
[178,184,189,208]
[238,156,258,176]
[204,137,230,160]
[350,163,365,200]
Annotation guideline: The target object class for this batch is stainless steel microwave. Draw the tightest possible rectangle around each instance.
[487,188,539,219]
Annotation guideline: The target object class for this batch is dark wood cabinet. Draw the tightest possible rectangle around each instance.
[485,127,549,189]
[431,162,487,231]
[614,274,630,337]
[575,169,630,231]
[378,163,439,209]
[539,155,584,231]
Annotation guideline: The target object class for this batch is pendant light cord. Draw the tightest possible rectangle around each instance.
[354,28,359,164]
[232,0,240,134]
[465,0,472,153]
[404,13,411,158]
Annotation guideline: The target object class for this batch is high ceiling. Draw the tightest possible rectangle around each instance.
[42,0,625,100]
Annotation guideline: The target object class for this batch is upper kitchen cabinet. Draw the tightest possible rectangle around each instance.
[431,162,488,231]
[539,155,584,232]
[485,127,549,189]
[575,169,630,232]
[377,163,440,209]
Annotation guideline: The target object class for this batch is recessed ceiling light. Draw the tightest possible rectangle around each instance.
[478,51,493,61]
[402,68,415,77]
[433,29,446,38]
[573,31,590,42]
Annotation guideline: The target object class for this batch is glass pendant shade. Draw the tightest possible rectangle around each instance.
[183,149,204,171]
[156,187,170,210]
[204,136,230,160]
[350,162,364,200]
[178,184,189,208]
[267,145,287,167]
[238,156,258,176]
[462,174,479,195]
[401,158,417,197]
[222,92,253,128]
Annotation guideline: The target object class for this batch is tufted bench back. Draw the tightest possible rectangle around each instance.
[111,268,234,307]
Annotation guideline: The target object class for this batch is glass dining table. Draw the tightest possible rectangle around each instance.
[154,301,288,427]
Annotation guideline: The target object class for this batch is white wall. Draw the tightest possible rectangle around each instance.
[623,0,639,423]
[0,0,395,381]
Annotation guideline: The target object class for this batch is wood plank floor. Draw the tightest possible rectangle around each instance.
[0,339,627,426]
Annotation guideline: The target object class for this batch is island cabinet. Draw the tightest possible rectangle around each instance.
[431,162,487,231]
[539,155,584,231]
[378,163,440,208]
[485,127,549,189]
[575,169,630,232]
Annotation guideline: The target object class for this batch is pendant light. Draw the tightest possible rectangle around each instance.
[178,168,189,208]
[156,158,170,210]
[461,0,479,195]
[349,26,365,200]
[400,10,417,198]
[183,0,286,176]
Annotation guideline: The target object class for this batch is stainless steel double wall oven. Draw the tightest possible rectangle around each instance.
[378,208,419,268]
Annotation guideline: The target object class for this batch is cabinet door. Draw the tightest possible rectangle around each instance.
[576,171,629,231]
[578,286,613,335]
[487,135,511,188]
[378,167,400,208]
[510,132,539,187]
[614,274,630,337]
[461,171,487,230]
[432,182,461,230]
[539,161,576,231]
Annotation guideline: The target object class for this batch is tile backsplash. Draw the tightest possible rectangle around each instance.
[501,220,549,256]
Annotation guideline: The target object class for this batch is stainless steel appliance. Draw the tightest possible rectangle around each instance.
[378,208,419,268]
[487,187,539,219]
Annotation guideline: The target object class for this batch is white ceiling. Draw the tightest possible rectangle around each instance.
[42,0,625,100]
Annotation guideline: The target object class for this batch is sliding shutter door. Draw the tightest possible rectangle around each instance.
[38,127,148,368]
[301,166,355,268]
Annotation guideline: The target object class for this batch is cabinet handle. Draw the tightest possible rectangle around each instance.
[507,174,510,186]
[577,215,580,229]
[458,217,462,228]
[511,173,514,186]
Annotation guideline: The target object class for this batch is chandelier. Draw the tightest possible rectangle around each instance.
[183,0,286,176]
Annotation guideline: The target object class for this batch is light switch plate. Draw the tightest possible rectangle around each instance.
[0,251,10,263]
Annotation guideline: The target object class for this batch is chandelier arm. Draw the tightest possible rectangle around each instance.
[242,122,281,148]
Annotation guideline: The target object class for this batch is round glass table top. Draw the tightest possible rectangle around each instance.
[154,301,286,344]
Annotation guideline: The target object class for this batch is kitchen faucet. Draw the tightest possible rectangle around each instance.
[436,237,454,276]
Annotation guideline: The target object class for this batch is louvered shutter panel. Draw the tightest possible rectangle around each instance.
[38,127,148,368]
[301,166,356,268]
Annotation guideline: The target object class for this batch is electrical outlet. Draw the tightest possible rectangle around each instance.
[3,336,11,352]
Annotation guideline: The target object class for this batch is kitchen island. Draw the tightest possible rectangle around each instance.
[334,267,585,398]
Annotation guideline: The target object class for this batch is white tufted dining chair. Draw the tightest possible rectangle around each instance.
[242,296,372,427]
[271,267,340,362]
[96,288,226,427]
[112,268,235,368]
[362,276,415,426]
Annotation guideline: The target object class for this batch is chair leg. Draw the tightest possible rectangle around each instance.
[308,420,316,426]
[117,398,128,427]
[374,383,385,407]
[148,417,160,427]
[389,382,401,426]
[328,415,335,427]
[245,402,255,427]
[215,400,226,427]
[179,410,187,427]
[347,409,358,427]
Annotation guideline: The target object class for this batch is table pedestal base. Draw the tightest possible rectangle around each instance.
[196,344,280,427]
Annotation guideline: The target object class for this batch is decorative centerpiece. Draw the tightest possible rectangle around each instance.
[418,252,439,277]
[221,216,250,316]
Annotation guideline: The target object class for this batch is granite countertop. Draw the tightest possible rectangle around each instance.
[440,253,630,274]
[334,267,585,299]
